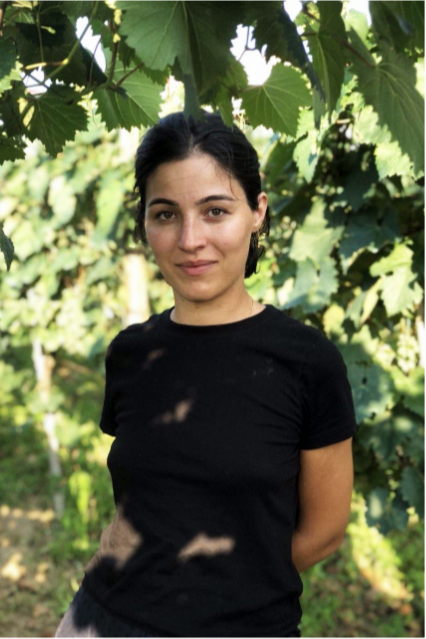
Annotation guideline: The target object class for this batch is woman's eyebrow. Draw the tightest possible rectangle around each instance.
[147,194,236,208]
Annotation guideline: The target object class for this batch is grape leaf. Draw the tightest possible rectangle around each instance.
[91,17,140,73]
[400,466,424,518]
[293,130,319,182]
[102,34,169,88]
[318,0,346,41]
[366,487,409,535]
[241,64,311,136]
[309,29,345,114]
[348,362,395,423]
[244,1,325,105]
[0,85,26,136]
[93,170,128,243]
[394,366,425,418]
[307,1,347,117]
[0,135,25,164]
[0,64,22,97]
[370,0,410,51]
[0,37,22,96]
[370,241,416,277]
[370,242,423,315]
[344,8,370,43]
[375,141,413,179]
[380,266,423,316]
[26,87,88,156]
[348,31,424,175]
[333,150,379,212]
[293,108,328,182]
[288,197,345,267]
[264,139,297,186]
[118,1,240,94]
[283,255,339,313]
[366,413,405,464]
[280,258,318,309]
[199,55,248,127]
[0,221,15,270]
[0,37,16,79]
[96,60,162,131]
[415,58,424,98]
[338,207,401,276]
[61,0,114,22]
[353,104,393,145]
[392,0,425,51]
[13,18,95,85]
[370,0,424,56]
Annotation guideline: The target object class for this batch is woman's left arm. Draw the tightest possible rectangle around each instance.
[291,437,354,574]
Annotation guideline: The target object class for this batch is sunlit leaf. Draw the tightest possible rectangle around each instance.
[26,87,88,156]
[242,64,311,135]
[348,31,425,175]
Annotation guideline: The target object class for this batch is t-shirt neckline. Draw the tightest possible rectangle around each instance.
[159,303,274,336]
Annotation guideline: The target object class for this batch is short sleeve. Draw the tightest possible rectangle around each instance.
[300,334,358,449]
[99,340,117,437]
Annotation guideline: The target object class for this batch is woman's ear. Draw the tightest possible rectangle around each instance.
[253,192,268,233]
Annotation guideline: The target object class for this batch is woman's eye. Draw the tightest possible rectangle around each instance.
[155,211,174,220]
[208,208,227,218]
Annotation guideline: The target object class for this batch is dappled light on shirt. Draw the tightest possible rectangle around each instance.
[152,396,195,424]
[84,502,143,573]
[177,532,236,563]
[141,347,167,371]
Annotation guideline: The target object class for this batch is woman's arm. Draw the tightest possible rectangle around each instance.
[292,437,354,573]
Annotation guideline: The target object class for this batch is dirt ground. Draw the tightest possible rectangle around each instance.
[0,498,75,638]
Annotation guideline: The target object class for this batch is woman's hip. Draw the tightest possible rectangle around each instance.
[54,584,160,637]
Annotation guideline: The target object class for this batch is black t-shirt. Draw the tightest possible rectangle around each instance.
[81,304,358,637]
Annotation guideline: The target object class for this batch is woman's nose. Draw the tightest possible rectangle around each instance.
[177,218,207,250]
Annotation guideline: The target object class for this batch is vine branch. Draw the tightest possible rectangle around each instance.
[35,2,45,64]
[19,2,99,124]
[107,18,119,84]
[24,61,64,71]
[237,25,252,63]
[88,35,102,85]
[302,7,375,69]
[0,0,10,36]
[115,62,145,88]
[45,0,99,82]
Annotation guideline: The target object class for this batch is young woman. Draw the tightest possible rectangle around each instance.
[55,111,357,637]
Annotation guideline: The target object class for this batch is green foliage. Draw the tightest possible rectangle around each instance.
[96,61,162,131]
[242,64,312,134]
[349,36,424,175]
[0,36,18,81]
[302,1,348,118]
[118,0,241,93]
[26,86,89,155]
[369,0,425,56]
[0,1,423,182]
[244,0,325,110]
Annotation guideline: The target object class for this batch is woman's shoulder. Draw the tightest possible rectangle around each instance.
[266,305,344,364]
[267,305,325,341]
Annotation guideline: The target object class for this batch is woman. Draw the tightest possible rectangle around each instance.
[55,111,357,637]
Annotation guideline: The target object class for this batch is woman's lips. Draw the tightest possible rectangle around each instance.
[178,262,217,275]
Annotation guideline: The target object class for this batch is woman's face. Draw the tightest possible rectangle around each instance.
[144,153,268,305]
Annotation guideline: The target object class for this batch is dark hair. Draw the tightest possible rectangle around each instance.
[133,110,270,278]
